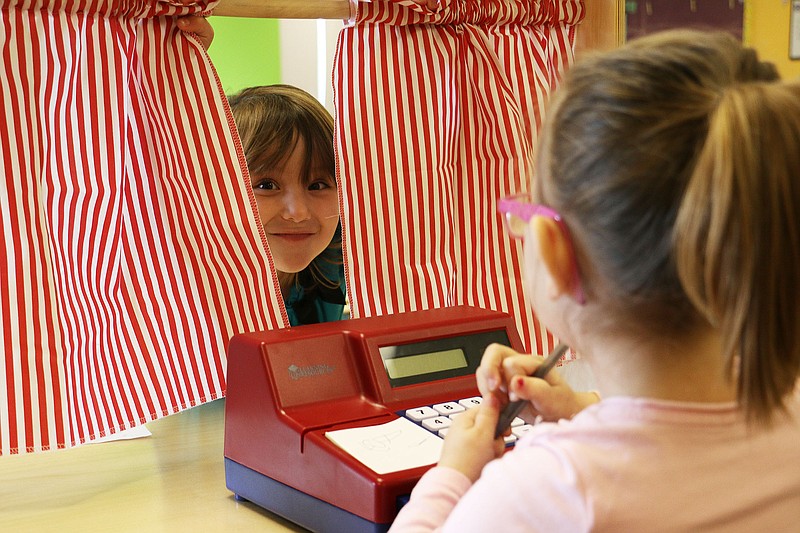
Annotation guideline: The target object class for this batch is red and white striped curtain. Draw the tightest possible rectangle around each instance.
[0,0,285,455]
[334,0,584,354]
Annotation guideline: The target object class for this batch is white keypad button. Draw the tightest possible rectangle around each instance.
[405,406,438,422]
[421,416,452,432]
[432,402,466,416]
[510,417,524,427]
[503,433,517,444]
[512,424,534,438]
[458,397,482,409]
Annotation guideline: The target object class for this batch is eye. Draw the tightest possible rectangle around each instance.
[308,178,335,191]
[252,178,279,191]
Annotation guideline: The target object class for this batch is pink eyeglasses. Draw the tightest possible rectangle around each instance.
[497,193,586,304]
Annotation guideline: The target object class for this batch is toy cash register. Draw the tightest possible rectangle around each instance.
[224,305,524,532]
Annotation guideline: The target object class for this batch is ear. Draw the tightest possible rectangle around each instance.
[532,217,578,302]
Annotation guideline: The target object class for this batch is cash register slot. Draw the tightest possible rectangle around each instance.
[288,399,395,453]
[298,413,396,453]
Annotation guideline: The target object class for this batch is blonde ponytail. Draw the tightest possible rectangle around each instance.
[675,82,800,423]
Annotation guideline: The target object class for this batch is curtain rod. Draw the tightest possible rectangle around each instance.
[213,0,352,19]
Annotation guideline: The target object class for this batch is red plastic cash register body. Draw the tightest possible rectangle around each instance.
[224,305,524,532]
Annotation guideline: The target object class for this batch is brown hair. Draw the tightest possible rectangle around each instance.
[228,84,341,290]
[539,30,798,422]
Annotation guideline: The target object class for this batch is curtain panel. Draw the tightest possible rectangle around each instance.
[0,0,285,454]
[334,0,584,354]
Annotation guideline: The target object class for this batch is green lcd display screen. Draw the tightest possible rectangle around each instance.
[382,348,468,379]
[378,329,510,387]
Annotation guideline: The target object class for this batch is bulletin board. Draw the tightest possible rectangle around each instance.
[625,0,744,41]
[791,0,800,59]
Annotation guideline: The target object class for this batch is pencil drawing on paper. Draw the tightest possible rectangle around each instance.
[360,429,430,452]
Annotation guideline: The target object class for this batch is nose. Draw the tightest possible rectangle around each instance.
[280,190,311,222]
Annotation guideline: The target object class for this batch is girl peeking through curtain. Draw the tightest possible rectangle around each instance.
[228,85,346,326]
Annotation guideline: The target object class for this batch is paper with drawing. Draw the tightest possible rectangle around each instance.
[325,417,443,475]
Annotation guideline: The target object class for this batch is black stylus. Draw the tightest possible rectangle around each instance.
[493,343,568,439]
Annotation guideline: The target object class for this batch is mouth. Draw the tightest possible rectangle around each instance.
[269,232,315,241]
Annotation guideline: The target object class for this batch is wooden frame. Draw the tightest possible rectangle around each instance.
[214,0,351,19]
[575,0,625,55]
[213,0,625,56]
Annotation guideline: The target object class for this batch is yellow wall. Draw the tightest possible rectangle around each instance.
[746,1,800,79]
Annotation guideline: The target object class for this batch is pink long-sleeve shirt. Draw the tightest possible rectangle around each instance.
[390,387,800,532]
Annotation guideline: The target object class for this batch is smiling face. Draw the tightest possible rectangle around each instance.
[228,85,340,288]
[251,136,339,275]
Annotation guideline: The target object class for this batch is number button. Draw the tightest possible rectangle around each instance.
[432,402,465,416]
[421,416,452,432]
[405,406,438,422]
[458,397,482,409]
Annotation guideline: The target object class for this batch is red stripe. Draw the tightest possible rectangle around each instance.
[16,8,36,453]
[2,7,22,452]
[371,26,397,314]
[386,28,414,307]
[411,24,445,309]
[89,12,123,435]
[27,4,51,451]
[42,10,77,447]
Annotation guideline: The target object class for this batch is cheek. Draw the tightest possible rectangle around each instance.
[317,193,340,220]
[316,195,340,233]
[254,197,279,224]
[320,211,339,243]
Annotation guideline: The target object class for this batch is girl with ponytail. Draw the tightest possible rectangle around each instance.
[390,30,800,532]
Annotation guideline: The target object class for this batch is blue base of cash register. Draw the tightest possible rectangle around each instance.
[225,458,392,533]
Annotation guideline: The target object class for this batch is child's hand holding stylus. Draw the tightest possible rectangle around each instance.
[436,343,601,483]
[475,343,599,435]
